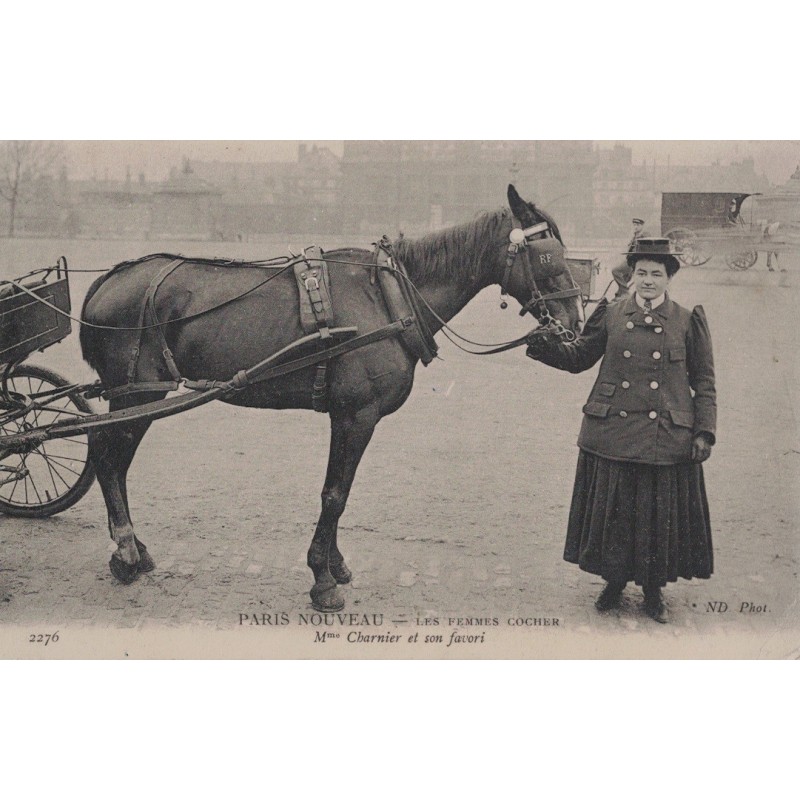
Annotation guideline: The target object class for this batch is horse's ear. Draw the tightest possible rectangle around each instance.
[507,184,528,220]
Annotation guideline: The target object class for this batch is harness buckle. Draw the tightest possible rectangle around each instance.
[230,370,249,390]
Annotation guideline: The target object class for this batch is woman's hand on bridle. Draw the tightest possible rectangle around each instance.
[525,327,558,359]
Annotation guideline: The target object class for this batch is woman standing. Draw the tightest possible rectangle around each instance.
[526,238,716,623]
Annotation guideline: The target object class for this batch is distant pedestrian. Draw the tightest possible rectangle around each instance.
[726,198,741,225]
[612,217,647,299]
[526,237,716,624]
[761,221,781,272]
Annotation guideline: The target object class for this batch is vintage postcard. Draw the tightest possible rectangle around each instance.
[0,140,797,659]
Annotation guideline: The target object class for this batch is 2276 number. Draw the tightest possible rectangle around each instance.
[29,632,59,646]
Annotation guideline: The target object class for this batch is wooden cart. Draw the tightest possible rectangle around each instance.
[0,259,96,517]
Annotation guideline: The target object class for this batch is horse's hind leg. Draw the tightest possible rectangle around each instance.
[308,405,379,611]
[116,432,155,573]
[90,396,163,584]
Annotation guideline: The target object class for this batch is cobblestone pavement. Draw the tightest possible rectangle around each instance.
[1,242,797,657]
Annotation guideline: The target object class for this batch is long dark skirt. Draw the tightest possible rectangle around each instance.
[564,450,713,587]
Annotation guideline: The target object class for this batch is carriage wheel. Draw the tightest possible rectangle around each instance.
[725,250,758,270]
[0,364,96,518]
[665,228,712,266]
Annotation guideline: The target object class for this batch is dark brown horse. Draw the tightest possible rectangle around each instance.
[80,185,583,611]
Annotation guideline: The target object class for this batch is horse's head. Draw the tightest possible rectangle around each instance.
[502,184,584,339]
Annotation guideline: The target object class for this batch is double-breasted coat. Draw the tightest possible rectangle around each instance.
[530,294,716,464]
[527,294,716,586]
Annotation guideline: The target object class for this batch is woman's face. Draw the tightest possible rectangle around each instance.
[631,259,671,300]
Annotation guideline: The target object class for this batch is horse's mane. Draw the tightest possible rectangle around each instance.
[392,202,563,283]
[393,209,510,283]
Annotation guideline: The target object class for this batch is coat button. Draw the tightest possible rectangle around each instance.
[619,411,628,418]
[649,411,658,419]
[644,315,653,324]
[650,381,659,389]
[626,321,634,329]
[653,351,661,359]
[655,326,663,333]
[621,381,630,389]
[623,350,632,358]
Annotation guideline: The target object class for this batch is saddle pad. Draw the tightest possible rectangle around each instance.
[293,246,335,335]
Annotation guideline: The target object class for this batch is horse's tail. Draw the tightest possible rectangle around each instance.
[79,253,171,373]
[79,271,113,374]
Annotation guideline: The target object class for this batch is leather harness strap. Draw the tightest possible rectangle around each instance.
[0,320,411,455]
[292,246,336,412]
[501,218,582,330]
[103,380,181,401]
[101,239,442,407]
[293,247,335,337]
[374,237,438,365]
[125,257,186,386]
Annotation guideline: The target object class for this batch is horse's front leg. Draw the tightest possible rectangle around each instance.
[329,526,352,585]
[308,405,378,611]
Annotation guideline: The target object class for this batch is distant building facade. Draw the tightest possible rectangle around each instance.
[72,170,153,239]
[752,167,800,228]
[188,144,341,238]
[338,141,597,240]
[149,162,223,240]
[0,168,73,237]
[592,144,659,235]
[0,142,781,242]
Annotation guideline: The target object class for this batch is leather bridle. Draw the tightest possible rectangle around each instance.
[499,219,581,341]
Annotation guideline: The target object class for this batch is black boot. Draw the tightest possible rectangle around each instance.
[595,581,627,611]
[643,585,668,624]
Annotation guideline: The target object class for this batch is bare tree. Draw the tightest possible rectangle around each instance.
[0,141,62,237]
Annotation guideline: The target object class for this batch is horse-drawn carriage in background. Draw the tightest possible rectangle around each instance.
[661,191,770,270]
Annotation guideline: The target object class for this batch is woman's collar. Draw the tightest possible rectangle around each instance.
[634,292,666,310]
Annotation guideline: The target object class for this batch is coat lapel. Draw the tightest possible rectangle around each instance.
[655,294,675,319]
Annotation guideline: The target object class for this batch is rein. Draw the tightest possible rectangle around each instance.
[5,252,526,356]
[6,221,581,357]
[370,218,582,356]
[365,260,531,356]
[2,258,297,332]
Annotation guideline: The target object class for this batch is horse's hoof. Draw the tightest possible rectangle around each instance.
[330,561,352,585]
[135,541,156,573]
[310,584,345,612]
[109,554,139,585]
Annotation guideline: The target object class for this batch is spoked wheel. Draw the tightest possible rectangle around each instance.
[665,228,712,266]
[0,364,96,517]
[725,250,758,270]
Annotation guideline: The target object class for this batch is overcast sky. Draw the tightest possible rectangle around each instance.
[59,140,800,185]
